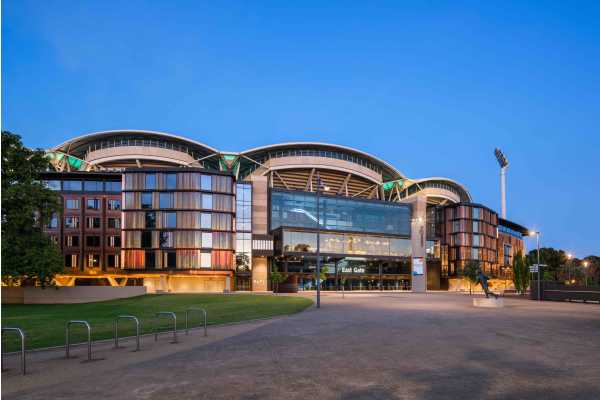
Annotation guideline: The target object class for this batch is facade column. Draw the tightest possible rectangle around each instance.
[378,261,383,291]
[409,195,428,293]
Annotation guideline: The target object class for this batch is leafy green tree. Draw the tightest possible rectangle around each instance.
[526,247,568,282]
[313,265,329,289]
[270,269,285,294]
[512,250,529,294]
[462,261,479,295]
[582,256,600,286]
[1,131,63,286]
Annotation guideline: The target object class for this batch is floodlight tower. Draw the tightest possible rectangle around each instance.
[494,148,509,219]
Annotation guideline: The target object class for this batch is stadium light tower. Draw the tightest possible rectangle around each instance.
[494,148,509,219]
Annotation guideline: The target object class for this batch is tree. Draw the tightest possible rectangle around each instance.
[1,131,63,286]
[526,247,568,282]
[313,265,329,289]
[270,269,285,294]
[462,261,479,295]
[512,250,529,294]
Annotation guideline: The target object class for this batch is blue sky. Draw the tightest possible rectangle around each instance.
[2,1,599,256]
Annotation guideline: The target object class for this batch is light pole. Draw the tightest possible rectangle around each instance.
[529,230,541,301]
[315,173,329,308]
[566,253,573,283]
[583,261,589,287]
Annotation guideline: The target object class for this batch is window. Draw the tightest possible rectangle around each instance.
[50,235,59,245]
[472,221,480,233]
[87,254,100,268]
[159,231,173,248]
[47,214,59,229]
[201,213,212,229]
[201,175,212,191]
[63,180,82,191]
[141,193,153,209]
[164,212,176,228]
[44,180,61,191]
[107,254,120,268]
[471,248,480,260]
[65,254,78,268]
[141,231,152,248]
[145,251,155,269]
[202,194,213,209]
[86,236,101,247]
[452,220,460,232]
[165,252,176,269]
[84,181,104,192]
[108,199,121,210]
[65,216,80,229]
[105,181,122,192]
[202,232,212,248]
[65,199,80,209]
[66,235,79,247]
[504,244,512,266]
[108,218,121,229]
[159,192,173,208]
[166,173,177,189]
[472,234,481,247]
[87,199,101,210]
[145,174,156,190]
[145,212,156,228]
[108,235,121,247]
[200,252,211,268]
[86,217,101,229]
[472,207,481,219]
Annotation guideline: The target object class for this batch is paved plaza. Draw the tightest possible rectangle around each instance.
[3,293,600,400]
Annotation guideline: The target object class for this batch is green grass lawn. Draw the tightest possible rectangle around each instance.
[1,294,312,351]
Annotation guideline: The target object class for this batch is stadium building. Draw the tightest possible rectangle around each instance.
[42,130,528,293]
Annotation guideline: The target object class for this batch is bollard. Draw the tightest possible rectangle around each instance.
[113,315,141,351]
[185,308,208,337]
[1,327,26,375]
[65,320,92,361]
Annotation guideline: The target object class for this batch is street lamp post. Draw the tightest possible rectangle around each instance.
[529,230,541,301]
[315,173,329,309]
[583,261,589,287]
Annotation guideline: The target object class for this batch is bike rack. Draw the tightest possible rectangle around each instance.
[65,320,92,361]
[153,312,178,343]
[1,327,26,375]
[113,315,141,351]
[185,308,208,337]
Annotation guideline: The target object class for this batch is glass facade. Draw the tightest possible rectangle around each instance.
[270,189,411,236]
[278,229,411,258]
[235,183,252,273]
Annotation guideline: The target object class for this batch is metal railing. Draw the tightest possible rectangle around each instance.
[66,320,92,361]
[113,315,141,351]
[185,308,208,337]
[1,327,26,375]
[153,312,178,343]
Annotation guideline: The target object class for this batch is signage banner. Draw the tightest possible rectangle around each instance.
[412,257,424,276]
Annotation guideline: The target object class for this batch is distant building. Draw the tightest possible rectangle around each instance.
[42,130,528,292]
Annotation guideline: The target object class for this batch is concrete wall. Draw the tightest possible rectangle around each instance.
[250,175,269,235]
[143,276,229,293]
[408,195,428,292]
[2,286,146,304]
[2,287,25,304]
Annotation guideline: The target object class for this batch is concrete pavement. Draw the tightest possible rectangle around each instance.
[2,292,599,400]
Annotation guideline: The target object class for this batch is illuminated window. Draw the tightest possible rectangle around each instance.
[200,252,211,268]
[87,254,100,268]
